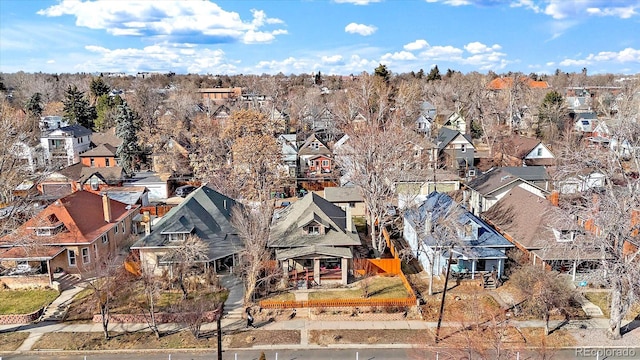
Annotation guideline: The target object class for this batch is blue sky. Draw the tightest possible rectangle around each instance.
[1,0,639,75]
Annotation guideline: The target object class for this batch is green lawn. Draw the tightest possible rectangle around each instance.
[0,288,59,314]
[309,276,409,300]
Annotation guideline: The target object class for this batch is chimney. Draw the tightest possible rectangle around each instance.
[143,210,151,235]
[102,194,112,223]
[345,206,353,233]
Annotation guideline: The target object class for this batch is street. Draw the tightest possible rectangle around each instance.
[4,347,640,360]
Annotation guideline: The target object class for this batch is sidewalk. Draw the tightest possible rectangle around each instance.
[2,273,639,352]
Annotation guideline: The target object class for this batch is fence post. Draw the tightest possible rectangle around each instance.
[356,351,359,360]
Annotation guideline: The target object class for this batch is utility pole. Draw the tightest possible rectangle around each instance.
[435,250,453,343]
[217,303,224,360]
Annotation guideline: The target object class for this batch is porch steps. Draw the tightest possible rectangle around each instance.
[39,275,86,322]
[484,277,497,290]
[220,275,245,320]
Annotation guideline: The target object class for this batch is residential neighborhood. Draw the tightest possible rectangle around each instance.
[1,54,640,360]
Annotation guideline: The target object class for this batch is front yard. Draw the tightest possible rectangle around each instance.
[583,291,640,320]
[309,276,409,300]
[0,288,59,315]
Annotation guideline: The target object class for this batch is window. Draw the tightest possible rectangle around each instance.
[349,202,356,208]
[68,250,77,266]
[308,226,320,235]
[106,158,110,167]
[322,160,329,167]
[81,247,90,264]
[115,223,118,233]
[537,148,543,156]
[101,234,108,244]
[90,158,95,167]
[460,144,466,153]
[121,222,125,234]
[311,142,319,150]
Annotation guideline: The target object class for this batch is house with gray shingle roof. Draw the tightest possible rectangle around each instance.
[464,166,550,215]
[40,124,92,166]
[436,127,474,172]
[403,191,513,282]
[131,185,242,275]
[323,186,365,217]
[268,192,360,285]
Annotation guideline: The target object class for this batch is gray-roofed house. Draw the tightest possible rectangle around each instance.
[40,124,92,166]
[131,185,241,275]
[464,166,550,215]
[268,192,361,285]
[403,191,513,285]
[436,127,475,172]
[323,186,365,217]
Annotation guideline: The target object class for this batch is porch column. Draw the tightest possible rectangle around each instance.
[533,254,537,266]
[572,260,577,281]
[471,260,476,280]
[497,259,503,278]
[314,258,320,285]
[341,257,348,285]
[281,260,289,288]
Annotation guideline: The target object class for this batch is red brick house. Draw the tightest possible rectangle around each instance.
[0,191,139,289]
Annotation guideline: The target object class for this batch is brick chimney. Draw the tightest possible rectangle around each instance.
[102,194,112,223]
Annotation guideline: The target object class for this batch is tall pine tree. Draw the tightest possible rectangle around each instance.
[63,85,96,129]
[115,101,142,175]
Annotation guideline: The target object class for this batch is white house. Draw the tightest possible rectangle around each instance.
[40,124,92,166]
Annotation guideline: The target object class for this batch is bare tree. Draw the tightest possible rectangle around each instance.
[335,120,430,254]
[87,255,123,340]
[137,269,163,339]
[510,265,575,335]
[552,79,640,339]
[231,203,280,304]
[166,234,209,300]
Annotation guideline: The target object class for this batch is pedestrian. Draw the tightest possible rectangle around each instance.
[247,313,255,328]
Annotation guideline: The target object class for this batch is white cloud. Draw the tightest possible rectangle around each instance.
[344,23,377,36]
[381,51,417,61]
[334,0,381,5]
[419,45,464,60]
[559,47,640,67]
[38,0,286,44]
[404,39,429,51]
[46,59,55,64]
[82,43,235,74]
[586,6,637,19]
[509,0,541,13]
[322,55,344,64]
[464,41,501,54]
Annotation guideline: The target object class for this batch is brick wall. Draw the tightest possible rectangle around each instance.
[0,308,44,325]
[0,274,51,289]
[93,310,221,324]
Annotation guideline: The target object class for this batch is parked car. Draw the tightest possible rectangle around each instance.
[175,185,197,197]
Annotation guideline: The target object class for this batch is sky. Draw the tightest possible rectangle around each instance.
[0,0,639,76]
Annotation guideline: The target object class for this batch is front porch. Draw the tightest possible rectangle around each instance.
[276,246,353,287]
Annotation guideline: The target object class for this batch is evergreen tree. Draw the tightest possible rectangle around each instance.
[90,77,110,101]
[314,71,322,85]
[0,76,6,92]
[94,94,123,131]
[426,65,441,81]
[63,85,96,129]
[115,101,143,175]
[374,63,390,83]
[416,69,424,79]
[25,92,44,120]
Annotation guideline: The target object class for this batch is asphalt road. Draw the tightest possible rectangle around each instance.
[4,347,640,360]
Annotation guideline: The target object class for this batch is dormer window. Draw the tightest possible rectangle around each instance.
[166,232,189,242]
[308,225,320,235]
[554,229,576,242]
[30,215,65,236]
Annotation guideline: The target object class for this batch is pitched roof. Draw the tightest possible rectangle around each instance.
[0,191,136,246]
[501,135,541,159]
[0,245,65,261]
[436,127,472,151]
[298,133,332,156]
[80,144,117,158]
[482,187,588,256]
[91,127,122,148]
[323,186,364,203]
[405,192,512,260]
[268,192,360,248]
[131,185,242,261]
[466,166,548,195]
[487,77,549,90]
